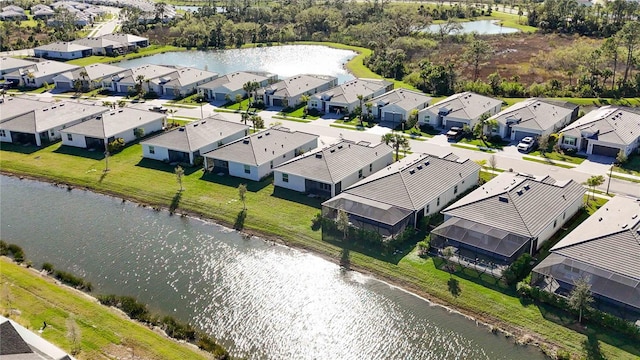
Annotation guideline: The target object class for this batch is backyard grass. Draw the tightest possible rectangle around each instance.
[523,156,575,169]
[0,259,212,360]
[65,45,185,66]
[1,143,639,360]
[528,151,587,165]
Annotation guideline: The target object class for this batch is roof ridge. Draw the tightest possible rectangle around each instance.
[555,229,633,251]
[507,190,534,237]
[398,169,418,210]
[247,134,259,166]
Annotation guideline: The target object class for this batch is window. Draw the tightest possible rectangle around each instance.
[425,115,430,123]
[553,220,557,228]
[270,160,273,169]
[562,137,576,146]
[244,165,250,174]
[282,173,289,183]
[437,197,440,206]
[67,133,73,141]
[0,130,5,137]
[358,169,363,178]
[426,204,429,214]
[563,212,566,220]
[149,146,155,154]
[369,163,372,172]
[454,185,458,194]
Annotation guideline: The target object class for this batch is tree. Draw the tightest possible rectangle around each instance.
[238,183,247,211]
[442,246,456,277]
[250,114,264,130]
[406,109,419,130]
[538,134,550,155]
[616,22,640,88]
[235,94,243,110]
[568,276,593,324]
[586,175,605,200]
[242,81,259,108]
[473,112,492,139]
[336,209,350,241]
[615,150,628,165]
[66,317,81,355]
[175,165,184,191]
[488,154,497,171]
[381,132,410,162]
[135,75,146,98]
[464,38,493,81]
[601,37,619,91]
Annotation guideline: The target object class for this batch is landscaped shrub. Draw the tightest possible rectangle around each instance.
[54,270,92,291]
[417,238,431,257]
[161,315,196,341]
[197,334,230,359]
[503,253,532,285]
[107,138,125,153]
[193,156,204,168]
[42,262,54,273]
[0,240,8,256]
[7,244,24,263]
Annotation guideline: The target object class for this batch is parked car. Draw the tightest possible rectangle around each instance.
[149,106,168,113]
[517,137,537,153]
[446,126,464,141]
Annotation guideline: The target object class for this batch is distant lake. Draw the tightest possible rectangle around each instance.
[425,20,519,35]
[116,45,356,83]
[174,5,225,13]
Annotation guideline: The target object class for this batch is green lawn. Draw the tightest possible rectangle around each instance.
[610,174,640,184]
[459,137,508,149]
[528,151,587,165]
[613,155,640,176]
[330,123,365,131]
[270,115,312,123]
[0,259,212,360]
[66,46,185,66]
[222,98,252,111]
[486,12,537,33]
[1,142,639,359]
[281,105,319,120]
[523,156,574,168]
[451,144,496,153]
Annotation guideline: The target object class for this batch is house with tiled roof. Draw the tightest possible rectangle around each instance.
[72,37,127,56]
[141,115,248,165]
[418,91,502,129]
[431,172,585,266]
[61,108,165,149]
[532,196,640,314]
[197,71,277,102]
[274,140,393,198]
[322,152,480,237]
[0,57,36,79]
[100,33,149,49]
[150,67,219,97]
[367,89,432,124]
[103,64,175,93]
[559,106,640,157]
[53,63,125,91]
[263,74,337,108]
[308,78,393,114]
[3,60,80,88]
[34,42,93,60]
[203,126,318,181]
[491,98,578,142]
[0,97,108,146]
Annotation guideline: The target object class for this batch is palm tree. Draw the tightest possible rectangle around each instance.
[79,70,88,91]
[135,75,146,98]
[381,132,409,162]
[586,175,605,201]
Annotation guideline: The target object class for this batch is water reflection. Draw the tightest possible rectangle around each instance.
[0,176,544,360]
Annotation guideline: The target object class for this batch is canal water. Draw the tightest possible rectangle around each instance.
[116,45,356,84]
[425,20,520,35]
[0,176,545,360]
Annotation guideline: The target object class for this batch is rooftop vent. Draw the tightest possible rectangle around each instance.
[524,184,530,190]
[179,128,185,132]
[517,189,524,195]
[498,196,509,203]
[338,145,343,149]
[243,139,249,144]
[59,103,65,107]
[622,224,628,229]
[417,165,423,170]
[599,217,603,221]
[424,161,429,166]
[409,169,415,174]
[315,153,322,158]
[265,132,270,136]
[330,149,335,153]
[257,135,263,139]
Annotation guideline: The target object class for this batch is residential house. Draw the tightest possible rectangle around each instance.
[103,64,176,93]
[0,5,26,20]
[72,37,127,56]
[34,42,93,60]
[559,106,640,157]
[263,74,338,108]
[322,152,480,237]
[0,57,36,79]
[491,98,578,141]
[418,91,502,129]
[100,33,149,49]
[367,89,432,124]
[0,315,77,360]
[60,108,165,149]
[431,172,585,266]
[31,4,55,19]
[197,71,277,101]
[4,60,80,88]
[532,196,640,315]
[151,67,218,97]
[308,78,393,114]
[203,126,318,181]
[141,115,249,165]
[274,140,393,198]
[0,97,108,146]
[53,63,125,91]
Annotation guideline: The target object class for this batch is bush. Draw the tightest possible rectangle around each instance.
[489,135,503,143]
[503,253,532,285]
[107,138,125,153]
[161,315,196,341]
[564,147,577,156]
[417,239,430,257]
[7,244,25,263]
[0,240,8,256]
[42,262,54,273]
[193,156,204,168]
[197,334,229,359]
[54,270,92,291]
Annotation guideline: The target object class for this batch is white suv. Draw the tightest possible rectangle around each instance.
[517,137,537,153]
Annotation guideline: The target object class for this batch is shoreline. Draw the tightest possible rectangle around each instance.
[0,170,556,357]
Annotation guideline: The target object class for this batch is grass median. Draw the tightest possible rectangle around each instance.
[0,258,211,360]
[1,142,638,360]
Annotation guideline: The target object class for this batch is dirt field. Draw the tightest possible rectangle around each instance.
[431,33,603,85]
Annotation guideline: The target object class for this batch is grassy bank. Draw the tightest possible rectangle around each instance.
[0,258,212,360]
[1,143,639,360]
[66,45,185,66]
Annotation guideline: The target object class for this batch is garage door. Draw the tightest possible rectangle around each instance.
[591,144,620,157]
[272,98,283,107]
[445,120,465,129]
[55,81,72,90]
[215,92,227,101]
[384,112,403,123]
[514,131,538,142]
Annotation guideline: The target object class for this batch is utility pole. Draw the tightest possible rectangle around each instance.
[606,165,613,195]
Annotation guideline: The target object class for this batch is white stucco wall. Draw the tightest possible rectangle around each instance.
[534,192,584,250]
[142,143,169,162]
[60,131,87,148]
[418,108,439,126]
[274,170,306,192]
[335,151,393,196]
[112,119,163,145]
[0,129,13,144]
[421,169,479,217]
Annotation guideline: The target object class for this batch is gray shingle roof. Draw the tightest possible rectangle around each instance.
[490,98,575,132]
[443,172,585,238]
[155,67,218,88]
[266,74,337,98]
[0,100,108,133]
[560,106,640,146]
[5,60,79,79]
[370,89,432,112]
[340,153,480,211]
[197,71,275,91]
[275,141,392,183]
[34,42,91,53]
[141,115,248,153]
[550,196,640,280]
[0,321,33,355]
[72,37,126,49]
[115,64,175,84]
[0,96,52,120]
[313,78,391,104]
[425,91,502,120]
[0,57,36,73]
[203,126,318,166]
[62,108,163,138]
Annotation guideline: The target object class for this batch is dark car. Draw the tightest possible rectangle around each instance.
[149,106,168,113]
[446,126,464,141]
